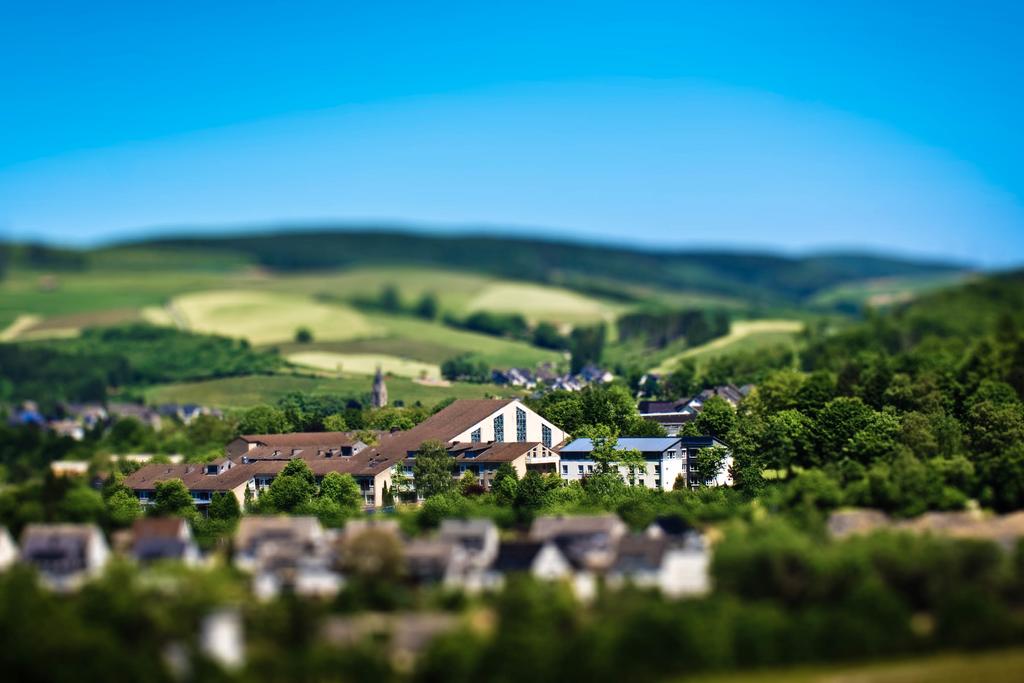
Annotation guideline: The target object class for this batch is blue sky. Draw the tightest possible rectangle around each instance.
[1,1,1022,265]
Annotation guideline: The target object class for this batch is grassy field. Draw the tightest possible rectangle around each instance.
[810,273,971,310]
[364,313,562,367]
[171,289,381,345]
[0,268,238,331]
[651,319,805,374]
[285,351,441,379]
[143,373,518,409]
[686,648,1024,683]
[465,281,621,323]
[238,265,620,323]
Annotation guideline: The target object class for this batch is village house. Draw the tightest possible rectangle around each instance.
[403,538,468,587]
[108,402,164,431]
[530,514,628,572]
[234,516,340,600]
[482,540,573,587]
[438,518,500,570]
[128,517,201,566]
[638,384,751,435]
[19,523,110,591]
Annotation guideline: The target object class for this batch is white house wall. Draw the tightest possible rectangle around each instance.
[449,400,566,446]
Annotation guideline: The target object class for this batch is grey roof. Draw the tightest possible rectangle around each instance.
[559,437,682,454]
[491,541,546,572]
[439,518,496,538]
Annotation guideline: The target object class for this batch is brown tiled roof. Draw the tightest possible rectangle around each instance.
[123,460,289,492]
[451,441,541,463]
[131,517,186,539]
[124,449,393,494]
[238,431,358,447]
[379,399,516,458]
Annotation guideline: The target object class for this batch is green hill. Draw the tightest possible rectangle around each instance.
[116,228,967,306]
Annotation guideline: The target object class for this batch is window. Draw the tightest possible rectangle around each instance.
[578,465,584,475]
[562,465,568,475]
[587,464,594,472]
[655,479,661,488]
[542,424,552,448]
[471,428,482,443]
[516,407,527,442]
[654,464,661,473]
[494,414,504,442]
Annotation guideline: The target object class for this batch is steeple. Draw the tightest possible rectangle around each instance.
[371,366,388,408]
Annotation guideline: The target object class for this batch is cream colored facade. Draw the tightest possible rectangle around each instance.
[448,399,566,447]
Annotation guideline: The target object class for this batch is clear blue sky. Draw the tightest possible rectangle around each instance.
[1,1,1022,265]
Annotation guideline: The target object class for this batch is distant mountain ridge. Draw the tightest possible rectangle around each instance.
[122,228,967,305]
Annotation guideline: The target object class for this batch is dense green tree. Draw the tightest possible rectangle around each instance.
[413,440,455,499]
[532,384,663,436]
[59,485,106,523]
[440,354,491,383]
[322,413,349,431]
[415,292,440,320]
[294,326,313,343]
[150,479,193,516]
[208,491,241,521]
[532,321,568,350]
[695,396,736,438]
[693,446,730,486]
[105,489,142,527]
[569,323,606,374]
[266,460,316,512]
[663,359,699,398]
[811,397,875,463]
[237,405,292,435]
[515,471,548,512]
[761,409,812,475]
[379,284,402,312]
[319,471,363,513]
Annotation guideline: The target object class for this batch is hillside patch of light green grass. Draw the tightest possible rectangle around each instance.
[286,351,441,379]
[171,289,380,345]
[651,319,805,374]
[144,373,519,409]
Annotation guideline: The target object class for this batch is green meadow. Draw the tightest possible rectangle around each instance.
[143,373,519,409]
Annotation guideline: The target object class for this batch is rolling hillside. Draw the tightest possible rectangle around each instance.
[0,229,977,407]
[125,228,969,306]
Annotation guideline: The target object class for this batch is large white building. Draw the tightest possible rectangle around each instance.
[557,436,732,490]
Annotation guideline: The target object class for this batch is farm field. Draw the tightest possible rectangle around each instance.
[465,281,621,323]
[143,373,518,409]
[0,267,239,332]
[170,289,381,345]
[687,647,1024,683]
[285,351,441,379]
[229,265,621,324]
[651,319,805,374]
[363,313,562,367]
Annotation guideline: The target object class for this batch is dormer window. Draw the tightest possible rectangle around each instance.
[205,464,219,475]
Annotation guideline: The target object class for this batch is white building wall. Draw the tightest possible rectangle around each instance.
[558,451,686,491]
[449,400,566,447]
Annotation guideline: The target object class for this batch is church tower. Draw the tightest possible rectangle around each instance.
[371,366,388,408]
